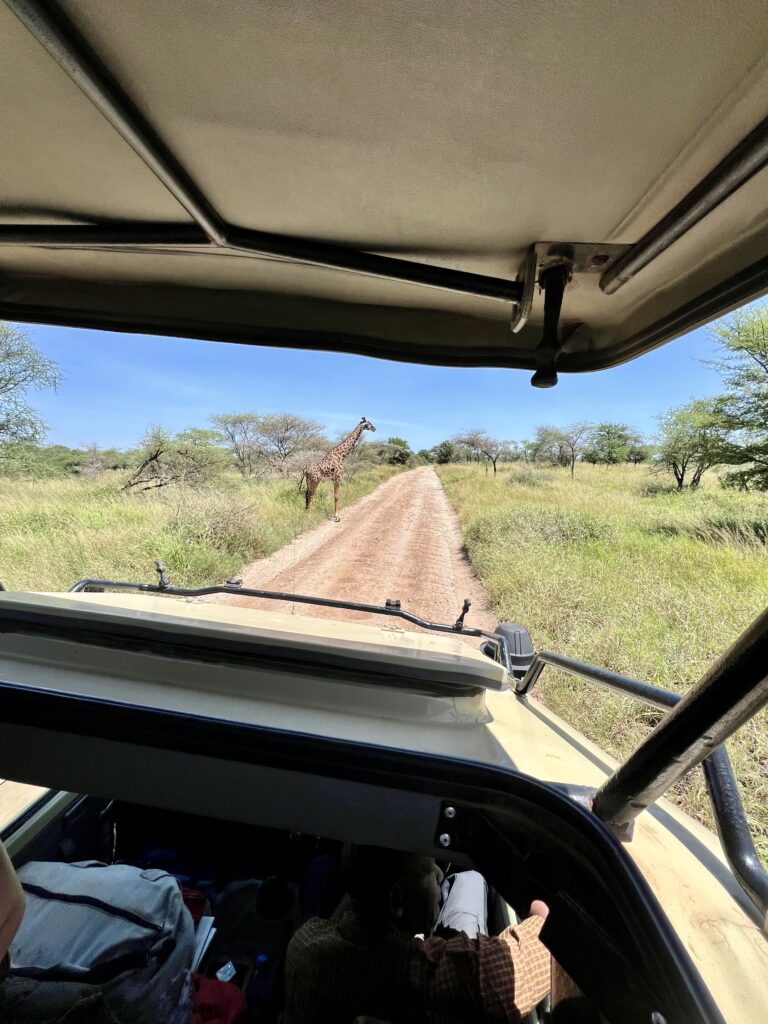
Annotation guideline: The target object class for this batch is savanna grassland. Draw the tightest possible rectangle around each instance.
[0,466,398,592]
[437,463,768,861]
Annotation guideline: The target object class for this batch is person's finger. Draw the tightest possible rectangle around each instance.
[528,899,549,919]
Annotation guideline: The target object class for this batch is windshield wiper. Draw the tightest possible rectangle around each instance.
[68,560,513,672]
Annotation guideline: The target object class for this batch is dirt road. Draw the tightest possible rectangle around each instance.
[219,467,495,640]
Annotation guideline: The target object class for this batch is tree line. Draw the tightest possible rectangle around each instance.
[425,423,648,476]
[120,420,419,491]
[2,303,768,490]
[423,305,768,490]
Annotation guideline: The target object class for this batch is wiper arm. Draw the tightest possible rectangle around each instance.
[67,560,512,672]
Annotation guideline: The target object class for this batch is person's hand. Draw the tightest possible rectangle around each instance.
[528,900,549,920]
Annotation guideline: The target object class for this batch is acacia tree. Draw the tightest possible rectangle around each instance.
[432,440,456,464]
[453,429,511,475]
[583,423,643,465]
[529,423,592,476]
[124,427,225,491]
[626,439,651,466]
[253,413,325,473]
[559,422,593,477]
[654,400,729,489]
[382,436,412,465]
[211,412,324,476]
[526,428,568,466]
[707,305,768,489]
[211,413,261,477]
[0,322,61,447]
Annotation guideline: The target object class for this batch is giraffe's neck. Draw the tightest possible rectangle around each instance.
[332,423,366,460]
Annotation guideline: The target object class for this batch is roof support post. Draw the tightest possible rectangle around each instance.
[593,605,768,830]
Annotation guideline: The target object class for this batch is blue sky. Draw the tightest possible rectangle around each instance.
[18,320,725,451]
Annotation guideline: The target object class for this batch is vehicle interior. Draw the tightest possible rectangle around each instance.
[0,761,726,1024]
[2,796,526,1020]
[2,1,768,1022]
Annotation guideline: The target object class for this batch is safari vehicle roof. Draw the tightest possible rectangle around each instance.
[3,0,768,376]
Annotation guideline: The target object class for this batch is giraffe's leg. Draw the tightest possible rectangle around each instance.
[332,476,341,521]
[305,476,319,511]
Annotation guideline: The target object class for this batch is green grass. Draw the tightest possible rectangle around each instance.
[0,466,399,592]
[438,463,768,862]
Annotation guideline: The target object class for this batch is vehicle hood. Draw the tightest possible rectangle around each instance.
[0,590,508,701]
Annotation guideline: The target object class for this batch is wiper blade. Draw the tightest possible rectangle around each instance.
[67,560,512,672]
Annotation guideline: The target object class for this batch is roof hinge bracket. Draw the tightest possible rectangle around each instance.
[512,242,631,388]
[510,245,537,335]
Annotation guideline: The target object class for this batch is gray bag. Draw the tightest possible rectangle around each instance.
[9,861,194,1024]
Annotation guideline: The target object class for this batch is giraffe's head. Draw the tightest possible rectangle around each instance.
[360,417,376,433]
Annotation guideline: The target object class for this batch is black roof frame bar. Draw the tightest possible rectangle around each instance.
[3,0,226,245]
[2,0,522,304]
[66,574,513,676]
[601,111,768,295]
[516,631,768,922]
[0,220,521,302]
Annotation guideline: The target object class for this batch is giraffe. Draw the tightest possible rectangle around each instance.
[304,417,376,520]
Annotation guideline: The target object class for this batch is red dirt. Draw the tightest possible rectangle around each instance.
[217,467,495,642]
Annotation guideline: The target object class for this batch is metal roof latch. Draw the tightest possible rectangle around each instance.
[453,597,472,630]
[531,252,573,389]
[155,558,171,591]
[519,242,629,388]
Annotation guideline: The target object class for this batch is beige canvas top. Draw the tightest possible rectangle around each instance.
[3,1,768,373]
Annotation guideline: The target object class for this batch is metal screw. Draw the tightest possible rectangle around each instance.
[590,253,610,266]
[438,833,452,848]
[444,806,456,819]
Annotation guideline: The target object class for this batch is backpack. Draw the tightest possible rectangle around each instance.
[9,861,194,1024]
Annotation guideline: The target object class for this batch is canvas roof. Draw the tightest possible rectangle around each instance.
[3,0,768,377]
